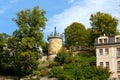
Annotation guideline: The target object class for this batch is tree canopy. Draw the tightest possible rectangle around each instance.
[12,6,47,45]
[64,22,88,48]
[90,12,118,37]
[0,6,47,77]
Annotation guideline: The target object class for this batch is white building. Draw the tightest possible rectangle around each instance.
[95,35,120,79]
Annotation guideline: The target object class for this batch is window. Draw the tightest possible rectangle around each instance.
[105,48,109,55]
[104,39,107,43]
[100,62,103,67]
[99,39,103,44]
[106,62,109,69]
[116,37,120,42]
[117,61,120,72]
[118,75,120,80]
[99,49,103,55]
[117,48,120,57]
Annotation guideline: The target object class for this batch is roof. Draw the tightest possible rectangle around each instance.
[94,35,120,46]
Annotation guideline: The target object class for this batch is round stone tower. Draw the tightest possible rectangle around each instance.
[48,27,63,61]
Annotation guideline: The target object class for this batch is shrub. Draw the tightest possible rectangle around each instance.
[40,68,49,77]
[64,57,73,64]
[48,67,62,78]
[48,62,60,68]
[54,49,70,65]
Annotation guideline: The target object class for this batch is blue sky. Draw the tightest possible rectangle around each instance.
[0,0,120,41]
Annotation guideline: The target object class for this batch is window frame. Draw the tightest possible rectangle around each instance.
[117,48,120,57]
[100,62,103,67]
[105,48,109,55]
[117,61,120,72]
[106,62,109,69]
[116,37,120,42]
[104,38,107,43]
[99,49,103,55]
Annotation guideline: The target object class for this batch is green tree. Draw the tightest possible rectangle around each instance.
[0,33,9,53]
[86,28,94,46]
[11,6,47,76]
[90,12,118,37]
[54,49,70,65]
[0,33,10,61]
[0,33,10,52]
[0,6,47,77]
[42,41,48,55]
[12,6,47,45]
[0,33,10,74]
[64,22,88,49]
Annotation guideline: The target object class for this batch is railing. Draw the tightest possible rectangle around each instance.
[95,41,120,46]
[48,34,63,40]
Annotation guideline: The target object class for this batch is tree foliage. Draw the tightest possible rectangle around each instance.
[12,6,47,45]
[12,6,46,76]
[0,33,10,53]
[86,28,94,46]
[49,55,110,80]
[54,49,71,65]
[90,12,118,37]
[64,22,88,48]
[0,6,47,77]
[0,33,10,74]
[42,41,48,55]
[50,49,110,79]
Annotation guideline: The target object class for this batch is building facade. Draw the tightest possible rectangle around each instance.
[48,27,63,61]
[95,34,120,79]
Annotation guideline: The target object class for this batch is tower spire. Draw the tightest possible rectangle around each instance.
[54,27,57,36]
[48,27,62,40]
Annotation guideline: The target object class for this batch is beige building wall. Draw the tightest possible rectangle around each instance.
[48,38,62,61]
[96,35,120,79]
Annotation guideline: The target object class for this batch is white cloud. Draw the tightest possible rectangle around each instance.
[0,7,9,14]
[9,0,18,4]
[0,0,18,14]
[68,0,75,3]
[45,0,120,36]
[0,10,4,14]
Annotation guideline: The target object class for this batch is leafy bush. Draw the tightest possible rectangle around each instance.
[73,55,96,66]
[64,57,73,64]
[48,67,63,78]
[49,55,110,80]
[54,49,69,65]
[48,62,60,68]
[40,68,49,77]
